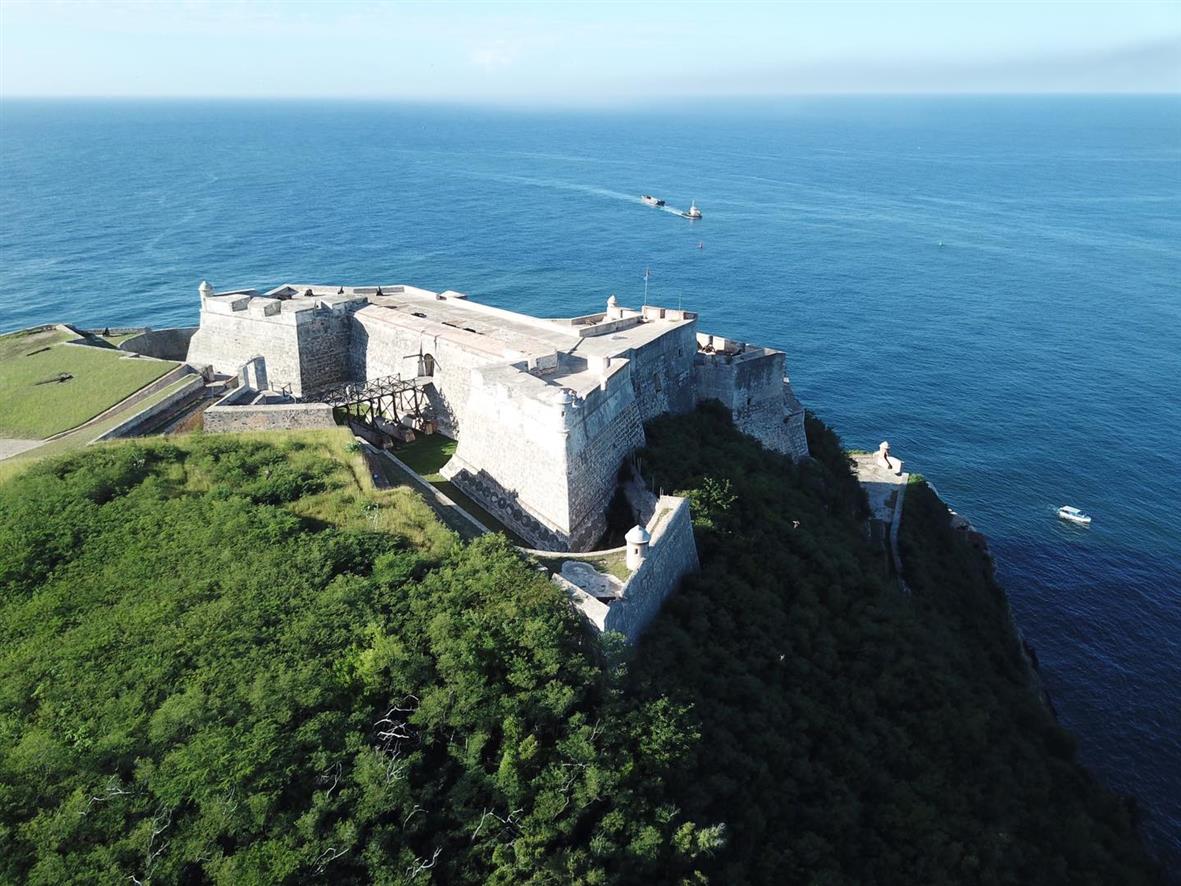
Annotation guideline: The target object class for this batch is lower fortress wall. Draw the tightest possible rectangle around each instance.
[695,349,809,459]
[188,309,306,394]
[443,369,573,550]
[629,323,698,421]
[565,366,646,550]
[602,496,699,641]
[204,402,337,433]
[119,327,197,362]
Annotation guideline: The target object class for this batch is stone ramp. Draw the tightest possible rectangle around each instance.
[851,452,911,592]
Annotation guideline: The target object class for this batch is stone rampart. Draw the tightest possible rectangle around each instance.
[93,375,205,441]
[119,327,197,362]
[187,296,362,396]
[627,322,697,421]
[602,496,699,640]
[187,308,304,392]
[565,363,646,549]
[694,344,809,459]
[442,363,573,549]
[203,400,337,433]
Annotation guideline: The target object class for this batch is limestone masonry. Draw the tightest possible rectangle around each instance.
[187,281,808,551]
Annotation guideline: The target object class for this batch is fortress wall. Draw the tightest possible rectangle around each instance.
[565,365,646,550]
[203,402,337,433]
[352,313,495,439]
[442,370,573,550]
[295,310,353,394]
[783,381,809,457]
[628,323,698,421]
[695,348,809,459]
[603,495,699,641]
[733,362,794,453]
[187,309,307,393]
[120,327,197,361]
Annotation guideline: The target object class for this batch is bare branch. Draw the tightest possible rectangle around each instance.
[405,846,442,879]
[316,761,343,796]
[403,804,424,828]
[313,846,348,874]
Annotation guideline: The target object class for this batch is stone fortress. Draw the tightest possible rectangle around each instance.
[186,280,809,553]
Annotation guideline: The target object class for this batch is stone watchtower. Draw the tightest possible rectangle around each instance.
[625,524,651,571]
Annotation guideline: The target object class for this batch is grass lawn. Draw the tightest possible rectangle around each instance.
[533,549,632,580]
[382,435,532,544]
[0,376,202,484]
[0,327,176,439]
[390,433,457,480]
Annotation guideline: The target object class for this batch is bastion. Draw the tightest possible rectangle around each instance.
[187,281,809,551]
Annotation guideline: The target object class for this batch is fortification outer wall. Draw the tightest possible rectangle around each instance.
[564,364,646,550]
[295,311,353,393]
[554,573,610,633]
[627,323,698,422]
[603,496,699,641]
[442,367,573,550]
[783,383,809,456]
[120,327,197,362]
[694,347,809,459]
[92,375,205,441]
[352,311,498,439]
[203,402,337,433]
[187,308,305,393]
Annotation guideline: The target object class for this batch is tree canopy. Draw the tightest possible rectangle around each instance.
[0,434,712,884]
[627,404,1158,883]
[0,419,1159,884]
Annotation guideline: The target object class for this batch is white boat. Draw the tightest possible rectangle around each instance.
[1057,505,1092,525]
[682,200,702,219]
[641,194,665,207]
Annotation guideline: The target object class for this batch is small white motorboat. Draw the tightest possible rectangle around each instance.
[640,194,665,207]
[1057,505,1092,525]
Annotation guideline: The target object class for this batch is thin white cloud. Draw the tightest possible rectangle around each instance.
[470,40,521,71]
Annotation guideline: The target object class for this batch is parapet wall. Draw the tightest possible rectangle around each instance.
[557,495,699,642]
[565,363,646,549]
[694,344,809,459]
[203,401,337,433]
[120,327,197,362]
[628,322,698,421]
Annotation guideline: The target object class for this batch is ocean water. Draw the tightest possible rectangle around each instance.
[1,97,1179,869]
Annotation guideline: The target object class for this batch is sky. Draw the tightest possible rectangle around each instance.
[1,1,1178,102]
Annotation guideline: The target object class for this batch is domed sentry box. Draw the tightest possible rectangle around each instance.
[625,524,651,572]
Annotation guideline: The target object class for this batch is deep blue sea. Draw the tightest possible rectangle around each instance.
[2,97,1179,870]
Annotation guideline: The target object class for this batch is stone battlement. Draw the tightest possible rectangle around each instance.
[186,279,809,551]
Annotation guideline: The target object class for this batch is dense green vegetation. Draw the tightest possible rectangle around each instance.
[0,415,1157,883]
[0,328,174,439]
[629,404,1157,883]
[0,433,713,884]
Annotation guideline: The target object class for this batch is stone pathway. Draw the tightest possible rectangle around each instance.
[363,442,490,542]
[0,439,42,462]
[851,453,911,591]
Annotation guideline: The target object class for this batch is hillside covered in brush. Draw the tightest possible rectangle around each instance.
[0,417,1158,884]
